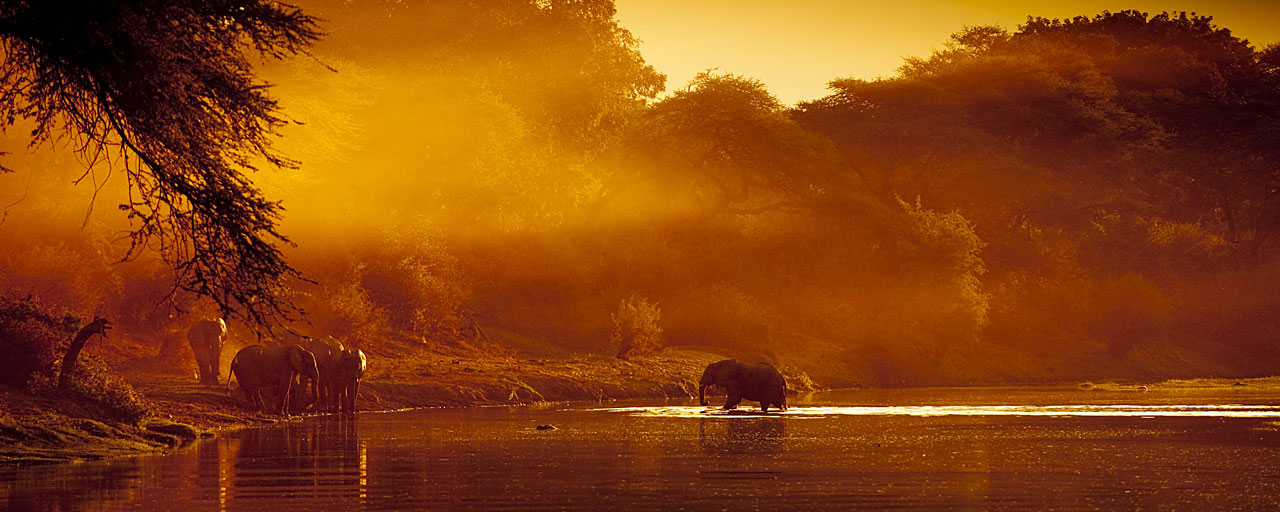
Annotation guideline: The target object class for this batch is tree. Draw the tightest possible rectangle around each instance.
[0,0,322,331]
[796,24,1158,233]
[596,71,840,219]
[1015,11,1280,257]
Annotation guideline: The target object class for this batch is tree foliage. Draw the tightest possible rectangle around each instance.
[0,0,322,331]
[602,71,841,218]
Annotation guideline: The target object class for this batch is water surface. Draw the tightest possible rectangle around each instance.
[4,386,1280,510]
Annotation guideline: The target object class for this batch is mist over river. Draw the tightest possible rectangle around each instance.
[5,387,1280,511]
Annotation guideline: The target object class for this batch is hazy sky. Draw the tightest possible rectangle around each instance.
[614,0,1280,105]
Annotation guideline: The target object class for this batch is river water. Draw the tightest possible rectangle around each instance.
[4,386,1280,510]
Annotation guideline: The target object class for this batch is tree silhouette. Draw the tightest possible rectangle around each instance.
[0,0,322,331]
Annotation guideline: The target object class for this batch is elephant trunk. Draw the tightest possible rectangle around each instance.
[699,383,708,406]
[226,353,239,391]
[311,374,320,407]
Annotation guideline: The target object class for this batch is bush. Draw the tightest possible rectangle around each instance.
[62,357,152,425]
[610,296,662,359]
[0,293,150,423]
[0,294,78,390]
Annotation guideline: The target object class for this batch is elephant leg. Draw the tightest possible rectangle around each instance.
[246,387,265,412]
[208,344,222,383]
[276,374,294,416]
[344,381,359,413]
[334,381,344,412]
[202,344,219,384]
[319,378,331,412]
[761,403,769,412]
[723,392,742,410]
[199,350,213,384]
[190,343,206,383]
[336,381,349,412]
[722,383,743,410]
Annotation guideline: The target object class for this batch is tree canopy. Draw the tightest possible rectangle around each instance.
[0,0,322,330]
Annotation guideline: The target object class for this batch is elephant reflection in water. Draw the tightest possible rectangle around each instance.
[698,417,786,455]
[209,416,365,504]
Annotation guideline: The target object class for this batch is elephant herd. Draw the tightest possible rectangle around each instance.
[186,318,367,416]
[187,319,785,416]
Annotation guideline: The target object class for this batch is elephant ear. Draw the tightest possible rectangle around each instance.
[345,349,367,378]
[723,360,742,381]
[710,359,739,383]
[288,346,304,369]
[289,346,316,373]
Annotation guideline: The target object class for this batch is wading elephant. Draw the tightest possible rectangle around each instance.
[187,318,227,385]
[332,349,366,413]
[699,359,787,412]
[301,336,345,411]
[227,345,320,416]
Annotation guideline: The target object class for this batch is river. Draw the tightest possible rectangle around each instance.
[4,386,1280,510]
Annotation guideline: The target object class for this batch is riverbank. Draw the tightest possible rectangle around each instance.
[0,338,760,465]
[3,328,1277,466]
[131,346,730,431]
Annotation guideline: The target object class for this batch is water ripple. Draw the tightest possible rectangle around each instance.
[593,404,1280,418]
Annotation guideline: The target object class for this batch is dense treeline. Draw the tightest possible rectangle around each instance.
[2,3,1278,387]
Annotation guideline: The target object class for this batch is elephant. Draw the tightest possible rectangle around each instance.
[301,336,345,411]
[698,359,788,412]
[227,345,320,416]
[332,348,366,413]
[187,318,228,385]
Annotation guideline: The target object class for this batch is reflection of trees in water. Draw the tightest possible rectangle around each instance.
[219,415,365,504]
[699,417,786,454]
[0,457,142,510]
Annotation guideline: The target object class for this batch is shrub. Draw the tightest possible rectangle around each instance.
[610,296,662,359]
[0,293,150,423]
[0,294,78,390]
[61,357,152,425]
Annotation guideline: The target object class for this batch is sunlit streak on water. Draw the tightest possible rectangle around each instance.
[358,441,367,503]
[219,438,231,512]
[595,404,1280,418]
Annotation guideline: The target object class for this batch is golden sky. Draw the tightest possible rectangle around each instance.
[614,0,1280,105]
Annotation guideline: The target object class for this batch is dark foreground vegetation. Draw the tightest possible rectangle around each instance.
[2,2,1280,461]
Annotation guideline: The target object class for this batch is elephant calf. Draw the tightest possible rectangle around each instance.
[228,345,320,416]
[699,359,787,412]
